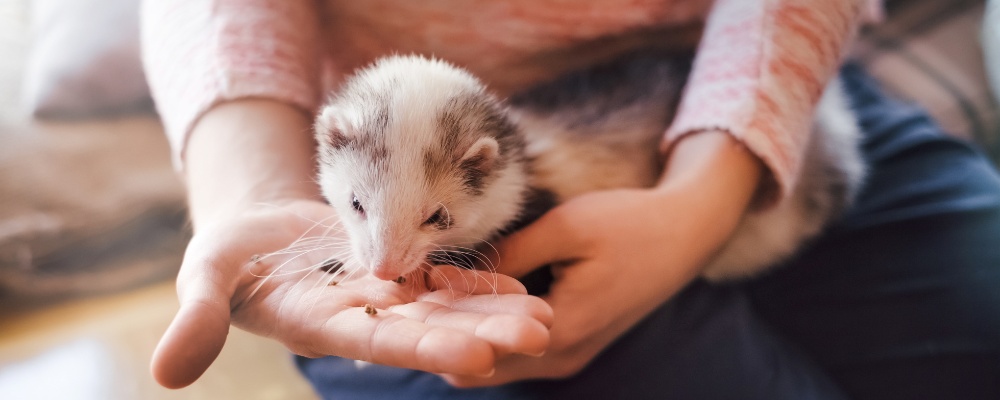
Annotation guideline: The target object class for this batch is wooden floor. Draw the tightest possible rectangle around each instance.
[0,282,318,400]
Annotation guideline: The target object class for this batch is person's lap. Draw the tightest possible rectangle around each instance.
[295,64,1000,399]
[748,62,1000,400]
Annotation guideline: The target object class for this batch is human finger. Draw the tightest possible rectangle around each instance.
[416,291,554,328]
[424,265,527,295]
[388,301,549,357]
[439,260,630,387]
[485,207,591,279]
[150,257,237,388]
[299,304,498,376]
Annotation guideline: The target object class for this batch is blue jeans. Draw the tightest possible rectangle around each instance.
[295,64,1000,399]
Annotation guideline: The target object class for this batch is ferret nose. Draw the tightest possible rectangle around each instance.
[371,261,402,281]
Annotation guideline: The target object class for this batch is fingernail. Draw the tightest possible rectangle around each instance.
[527,350,546,357]
[476,368,496,378]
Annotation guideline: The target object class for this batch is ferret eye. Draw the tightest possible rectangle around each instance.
[423,208,447,228]
[351,195,364,215]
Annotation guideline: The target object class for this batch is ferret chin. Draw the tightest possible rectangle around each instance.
[313,53,865,282]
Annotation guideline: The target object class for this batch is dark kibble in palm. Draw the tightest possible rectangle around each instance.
[321,259,344,274]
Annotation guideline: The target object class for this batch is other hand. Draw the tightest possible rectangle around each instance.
[442,130,763,387]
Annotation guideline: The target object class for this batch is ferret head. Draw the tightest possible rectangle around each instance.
[315,55,528,280]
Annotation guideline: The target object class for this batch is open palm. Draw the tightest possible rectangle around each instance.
[150,199,552,388]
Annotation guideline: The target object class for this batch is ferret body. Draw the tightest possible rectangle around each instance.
[314,54,864,282]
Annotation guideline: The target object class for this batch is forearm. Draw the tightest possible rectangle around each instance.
[184,99,322,229]
[141,0,323,183]
[665,0,865,200]
[658,129,762,212]
[651,130,763,279]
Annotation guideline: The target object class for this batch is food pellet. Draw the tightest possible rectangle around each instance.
[364,304,377,316]
[321,259,344,274]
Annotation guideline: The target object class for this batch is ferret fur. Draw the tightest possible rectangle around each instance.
[314,54,864,281]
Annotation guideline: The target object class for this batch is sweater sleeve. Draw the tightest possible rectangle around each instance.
[663,0,867,201]
[140,0,323,168]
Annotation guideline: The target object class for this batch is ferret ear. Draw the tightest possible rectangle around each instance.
[458,137,500,188]
[460,137,499,169]
[315,107,351,150]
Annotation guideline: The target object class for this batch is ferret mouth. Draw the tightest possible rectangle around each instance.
[427,250,478,270]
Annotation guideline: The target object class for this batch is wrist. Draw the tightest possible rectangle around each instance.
[184,99,323,229]
[654,130,763,230]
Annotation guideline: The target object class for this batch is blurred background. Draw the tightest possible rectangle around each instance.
[0,0,997,399]
[0,0,316,399]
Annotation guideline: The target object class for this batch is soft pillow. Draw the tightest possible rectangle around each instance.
[854,0,999,161]
[985,0,1000,105]
[0,119,186,301]
[21,0,151,118]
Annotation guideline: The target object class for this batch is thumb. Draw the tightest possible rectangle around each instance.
[488,207,587,279]
[150,262,235,389]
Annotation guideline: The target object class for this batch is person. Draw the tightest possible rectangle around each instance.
[140,0,1000,398]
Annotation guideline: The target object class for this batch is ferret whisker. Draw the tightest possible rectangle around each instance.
[267,243,344,258]
[247,217,348,279]
[425,247,503,297]
[299,254,359,315]
[300,255,353,318]
[438,202,453,224]
[431,244,495,297]
[475,239,501,271]
[436,244,493,270]
[422,257,462,299]
[275,232,350,253]
[287,232,347,244]
[342,264,363,282]
[317,216,348,238]
[269,241,352,258]
[432,243,503,297]
[249,204,344,234]
[281,229,349,249]
[246,254,329,304]
[249,244,352,284]
[435,238,499,273]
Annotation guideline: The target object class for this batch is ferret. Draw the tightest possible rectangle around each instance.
[313,53,864,283]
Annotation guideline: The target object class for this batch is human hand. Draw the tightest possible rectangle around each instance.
[438,188,719,386]
[441,131,763,387]
[150,198,552,389]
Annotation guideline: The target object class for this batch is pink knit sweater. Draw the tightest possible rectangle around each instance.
[141,0,880,198]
